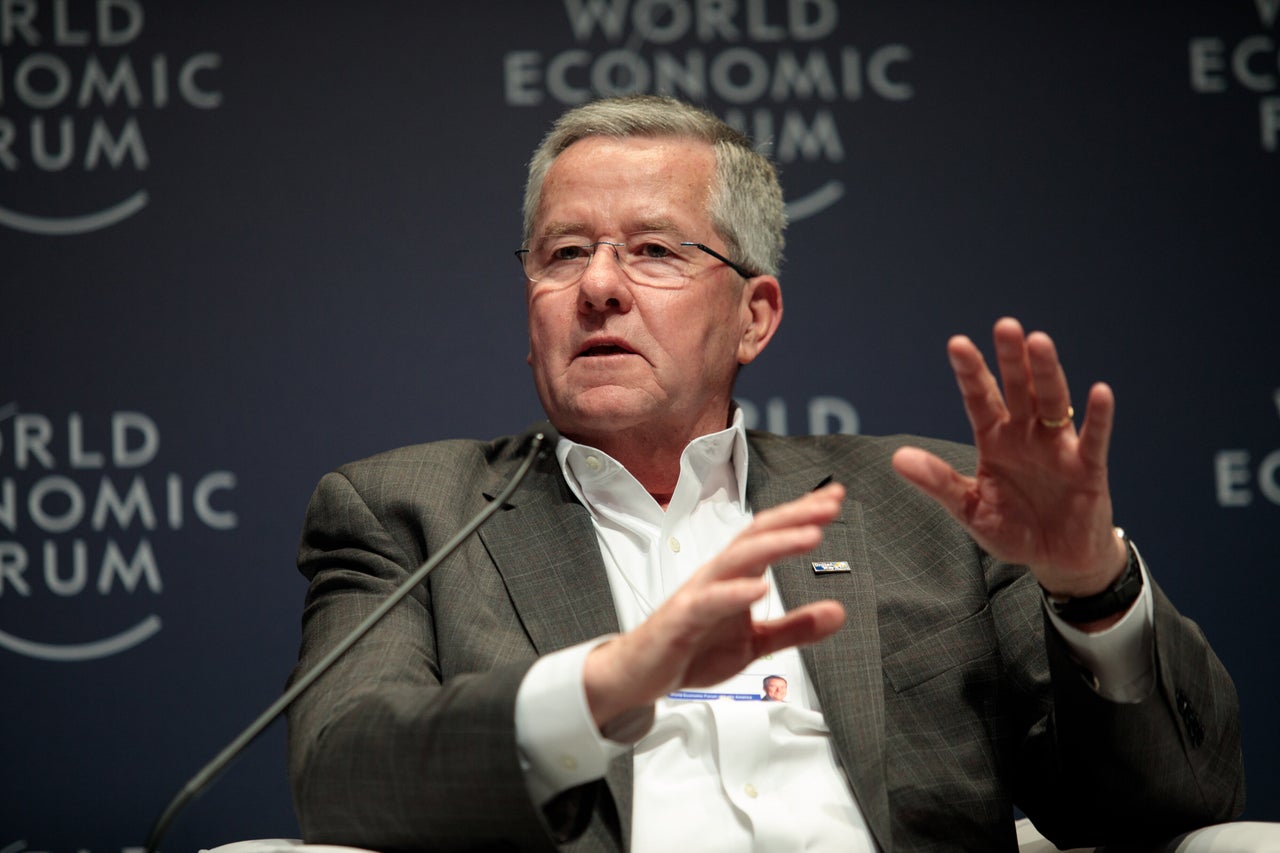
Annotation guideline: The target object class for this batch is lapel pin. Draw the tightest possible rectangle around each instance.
[811,560,851,574]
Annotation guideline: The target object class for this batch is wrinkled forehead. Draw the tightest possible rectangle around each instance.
[533,135,717,237]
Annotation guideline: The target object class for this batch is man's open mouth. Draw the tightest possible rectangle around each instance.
[580,343,633,357]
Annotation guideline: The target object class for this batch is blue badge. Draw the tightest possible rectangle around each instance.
[811,560,851,574]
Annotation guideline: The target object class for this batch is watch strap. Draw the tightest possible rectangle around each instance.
[1043,531,1144,624]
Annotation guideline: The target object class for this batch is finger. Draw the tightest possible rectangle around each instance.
[1026,330,1073,425]
[681,577,771,627]
[746,482,845,534]
[992,317,1035,421]
[891,446,975,524]
[698,485,844,583]
[1077,382,1116,470]
[701,523,827,583]
[947,334,1007,437]
[752,600,846,658]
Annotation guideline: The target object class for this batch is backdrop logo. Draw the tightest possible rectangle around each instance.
[738,394,859,436]
[0,0,223,235]
[502,0,914,221]
[0,405,237,661]
[1214,388,1280,507]
[1188,0,1280,152]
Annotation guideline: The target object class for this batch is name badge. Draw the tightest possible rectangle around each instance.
[668,670,792,702]
[812,560,851,574]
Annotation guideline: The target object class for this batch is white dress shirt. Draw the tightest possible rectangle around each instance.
[514,415,1154,850]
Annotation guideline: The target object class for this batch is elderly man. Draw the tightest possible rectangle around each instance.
[287,96,1243,851]
[762,676,788,702]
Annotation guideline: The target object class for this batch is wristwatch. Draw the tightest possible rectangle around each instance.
[1043,529,1144,624]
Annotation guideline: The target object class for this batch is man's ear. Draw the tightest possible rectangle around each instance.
[737,275,783,365]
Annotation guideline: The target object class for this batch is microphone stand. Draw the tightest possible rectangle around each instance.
[144,426,556,852]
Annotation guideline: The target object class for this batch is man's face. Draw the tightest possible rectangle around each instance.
[525,135,773,446]
[764,677,787,701]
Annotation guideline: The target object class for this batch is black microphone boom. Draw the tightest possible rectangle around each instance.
[144,423,559,852]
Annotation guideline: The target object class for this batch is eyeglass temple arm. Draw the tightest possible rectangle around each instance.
[682,242,755,279]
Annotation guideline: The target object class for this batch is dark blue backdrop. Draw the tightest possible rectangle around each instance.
[2,1,1276,848]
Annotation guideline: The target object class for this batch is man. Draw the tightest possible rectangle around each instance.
[287,96,1243,851]
[762,676,787,702]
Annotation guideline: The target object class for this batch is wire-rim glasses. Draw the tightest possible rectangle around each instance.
[515,231,756,287]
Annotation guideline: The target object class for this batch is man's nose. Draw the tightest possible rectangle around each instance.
[577,244,632,311]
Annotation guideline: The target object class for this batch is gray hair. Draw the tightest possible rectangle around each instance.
[522,95,787,277]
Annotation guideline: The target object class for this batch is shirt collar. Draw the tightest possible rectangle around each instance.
[554,407,751,514]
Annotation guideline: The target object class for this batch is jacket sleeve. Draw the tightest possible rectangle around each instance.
[285,465,570,852]
[1003,562,1246,847]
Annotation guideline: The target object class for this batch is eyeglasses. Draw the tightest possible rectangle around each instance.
[514,231,756,287]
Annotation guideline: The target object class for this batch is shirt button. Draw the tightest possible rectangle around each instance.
[743,783,758,799]
[585,455,602,471]
[560,755,578,771]
[668,536,681,553]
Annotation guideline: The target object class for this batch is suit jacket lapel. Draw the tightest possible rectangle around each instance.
[476,449,634,845]
[478,453,621,653]
[747,436,893,851]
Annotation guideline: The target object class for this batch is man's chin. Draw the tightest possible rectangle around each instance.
[545,387,662,436]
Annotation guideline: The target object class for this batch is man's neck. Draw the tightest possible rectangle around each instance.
[561,412,735,509]
[593,432,684,508]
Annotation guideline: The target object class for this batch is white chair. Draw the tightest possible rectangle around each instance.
[203,820,1280,853]
[200,842,369,853]
[1014,817,1280,852]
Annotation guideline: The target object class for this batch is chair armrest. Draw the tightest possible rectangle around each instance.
[1016,817,1280,853]
[1160,821,1280,852]
[200,841,377,853]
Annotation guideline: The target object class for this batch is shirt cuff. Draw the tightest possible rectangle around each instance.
[1043,552,1156,704]
[514,636,653,806]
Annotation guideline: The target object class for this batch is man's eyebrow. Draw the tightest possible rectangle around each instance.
[635,218,679,233]
[537,219,683,238]
[539,222,590,238]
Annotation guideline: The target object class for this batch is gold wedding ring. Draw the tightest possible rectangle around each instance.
[1039,405,1074,429]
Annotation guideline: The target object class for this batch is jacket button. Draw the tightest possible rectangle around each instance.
[1176,688,1205,748]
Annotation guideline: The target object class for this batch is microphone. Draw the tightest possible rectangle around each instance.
[143,422,561,852]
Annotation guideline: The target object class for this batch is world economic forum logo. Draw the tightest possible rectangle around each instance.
[501,0,914,222]
[1215,389,1280,508]
[1188,0,1280,152]
[0,405,237,661]
[0,0,222,236]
